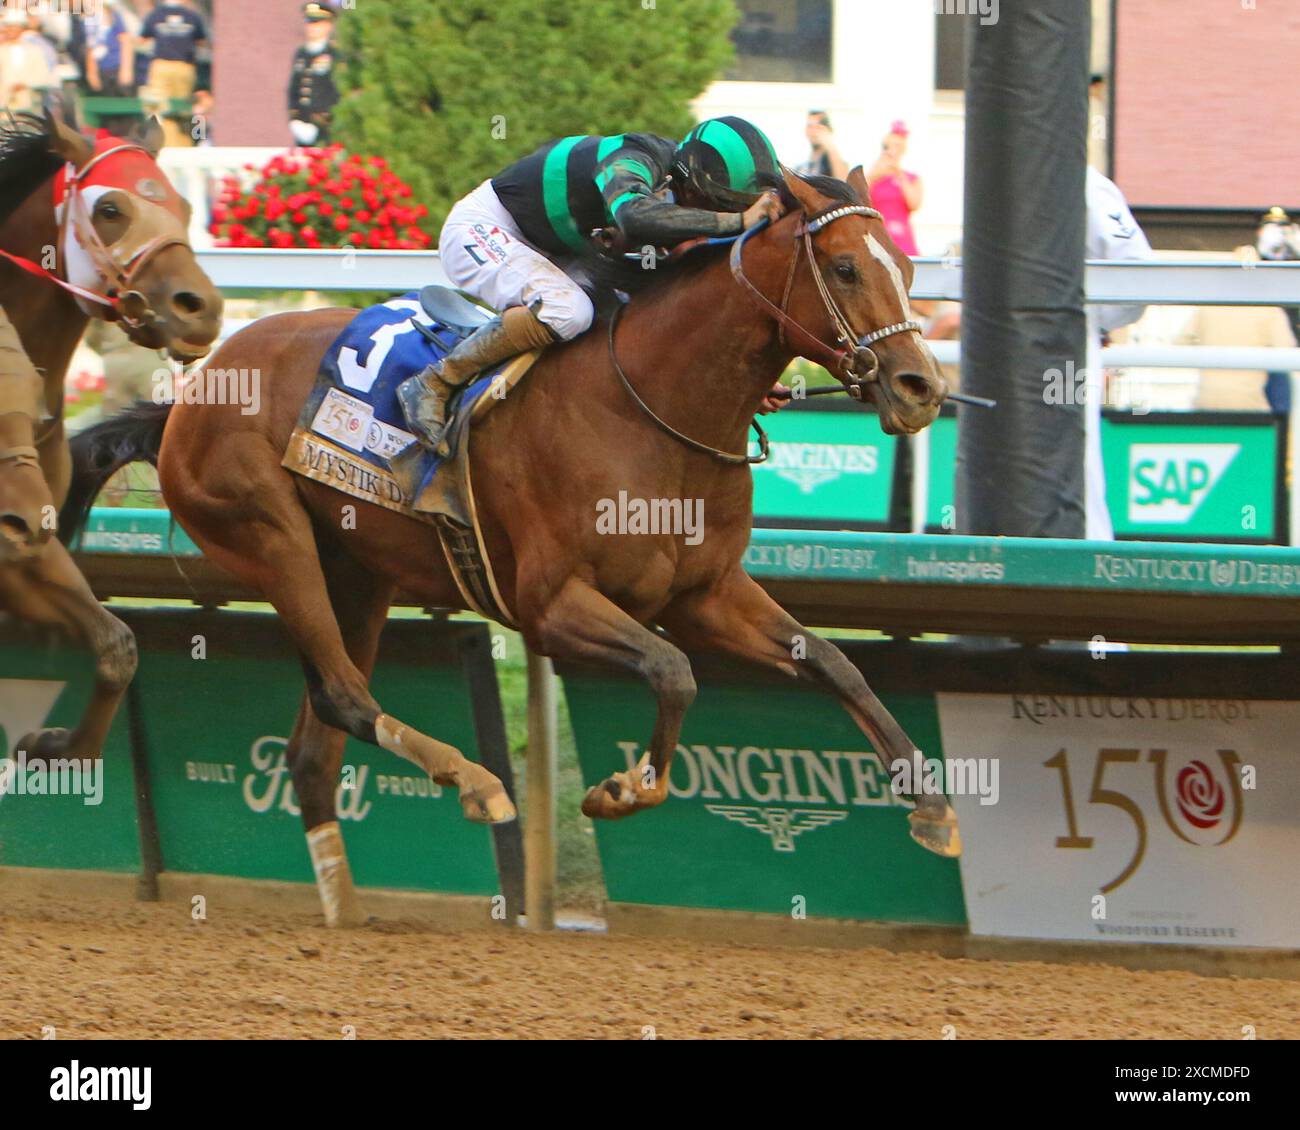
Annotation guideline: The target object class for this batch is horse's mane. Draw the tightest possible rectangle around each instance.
[0,113,63,225]
[588,170,864,306]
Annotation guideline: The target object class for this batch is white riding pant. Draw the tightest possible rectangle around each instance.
[437,180,595,341]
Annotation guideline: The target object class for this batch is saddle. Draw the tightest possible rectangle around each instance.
[281,287,545,626]
[415,285,493,334]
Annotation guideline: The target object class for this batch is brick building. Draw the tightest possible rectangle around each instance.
[1112,0,1300,247]
[211,0,306,147]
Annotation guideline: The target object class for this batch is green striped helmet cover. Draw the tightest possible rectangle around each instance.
[674,116,780,201]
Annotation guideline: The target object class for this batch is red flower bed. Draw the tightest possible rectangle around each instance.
[209,146,432,250]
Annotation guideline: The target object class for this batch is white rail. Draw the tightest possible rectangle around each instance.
[193,250,1300,307]
[926,341,1300,372]
[910,259,1300,306]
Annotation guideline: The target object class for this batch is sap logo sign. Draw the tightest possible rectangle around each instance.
[1128,443,1239,525]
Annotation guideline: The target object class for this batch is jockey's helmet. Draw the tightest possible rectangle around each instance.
[674,117,781,206]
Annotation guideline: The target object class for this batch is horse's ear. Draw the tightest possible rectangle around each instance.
[847,165,872,205]
[43,106,94,170]
[133,116,166,160]
[781,167,832,215]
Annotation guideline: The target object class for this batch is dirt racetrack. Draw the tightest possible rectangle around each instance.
[1,887,1296,1040]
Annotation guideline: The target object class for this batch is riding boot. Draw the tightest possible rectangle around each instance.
[397,305,556,450]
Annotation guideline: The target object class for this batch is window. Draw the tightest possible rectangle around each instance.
[935,11,970,92]
[726,0,833,84]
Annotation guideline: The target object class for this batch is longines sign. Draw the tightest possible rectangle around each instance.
[565,672,967,926]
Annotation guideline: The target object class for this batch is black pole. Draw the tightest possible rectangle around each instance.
[126,676,164,902]
[957,2,1091,537]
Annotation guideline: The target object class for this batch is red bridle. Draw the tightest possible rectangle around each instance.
[0,143,190,329]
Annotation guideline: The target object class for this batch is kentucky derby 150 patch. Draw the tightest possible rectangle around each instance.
[311,387,374,454]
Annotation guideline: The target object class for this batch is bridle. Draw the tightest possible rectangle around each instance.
[0,142,191,475]
[730,203,923,390]
[608,201,923,465]
[0,143,190,333]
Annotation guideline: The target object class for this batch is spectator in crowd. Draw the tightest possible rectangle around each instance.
[0,9,58,113]
[866,120,923,257]
[1084,166,1154,540]
[83,0,136,97]
[132,12,155,91]
[289,2,343,147]
[1186,247,1298,415]
[1257,206,1300,415]
[21,12,60,73]
[794,110,849,181]
[1088,70,1108,174]
[138,0,208,147]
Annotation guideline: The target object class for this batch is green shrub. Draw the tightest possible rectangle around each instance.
[333,0,738,241]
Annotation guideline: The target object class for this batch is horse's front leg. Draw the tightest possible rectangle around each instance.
[659,569,961,857]
[0,539,137,762]
[524,577,695,819]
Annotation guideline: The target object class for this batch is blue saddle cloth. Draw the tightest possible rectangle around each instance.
[292,292,505,498]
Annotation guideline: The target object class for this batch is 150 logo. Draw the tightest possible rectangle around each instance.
[1044,748,1243,892]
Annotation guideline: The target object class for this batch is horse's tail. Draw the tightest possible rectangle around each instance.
[58,400,173,544]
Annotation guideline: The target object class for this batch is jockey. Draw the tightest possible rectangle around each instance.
[397,116,786,448]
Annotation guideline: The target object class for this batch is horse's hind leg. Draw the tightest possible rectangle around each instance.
[176,473,515,829]
[659,570,961,858]
[524,577,696,819]
[282,554,394,927]
[0,540,137,762]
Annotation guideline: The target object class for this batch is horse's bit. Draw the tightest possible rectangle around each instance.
[608,202,921,465]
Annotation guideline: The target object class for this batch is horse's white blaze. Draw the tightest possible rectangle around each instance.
[60,184,113,314]
[865,234,913,320]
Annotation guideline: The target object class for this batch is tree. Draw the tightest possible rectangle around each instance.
[333,0,738,241]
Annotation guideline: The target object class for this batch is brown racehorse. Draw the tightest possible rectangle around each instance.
[65,167,957,927]
[0,110,221,762]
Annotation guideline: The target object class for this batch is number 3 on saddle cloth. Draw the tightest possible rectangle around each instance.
[282,288,543,529]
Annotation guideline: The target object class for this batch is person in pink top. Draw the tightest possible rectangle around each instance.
[865,120,923,257]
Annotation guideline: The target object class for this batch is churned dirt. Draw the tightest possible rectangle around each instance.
[1,887,1296,1040]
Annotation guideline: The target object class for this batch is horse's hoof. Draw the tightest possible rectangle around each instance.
[460,786,517,825]
[332,903,371,929]
[580,777,645,821]
[908,808,963,858]
[16,727,74,760]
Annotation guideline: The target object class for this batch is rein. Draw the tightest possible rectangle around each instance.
[0,143,188,329]
[608,302,769,465]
